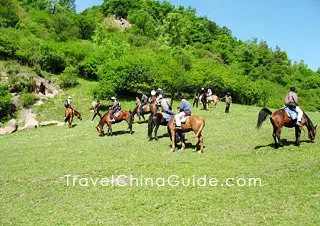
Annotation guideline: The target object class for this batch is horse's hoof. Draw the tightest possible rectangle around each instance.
[170,149,175,153]
[155,137,158,141]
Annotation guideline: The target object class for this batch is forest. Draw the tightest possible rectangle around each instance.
[1,0,320,120]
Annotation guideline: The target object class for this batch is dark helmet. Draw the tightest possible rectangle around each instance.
[290,87,296,92]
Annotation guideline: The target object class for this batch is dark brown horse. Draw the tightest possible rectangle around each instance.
[256,108,317,148]
[96,110,133,136]
[148,112,168,140]
[167,115,205,153]
[64,108,82,128]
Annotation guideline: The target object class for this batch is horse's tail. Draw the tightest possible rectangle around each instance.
[147,114,155,138]
[256,108,272,129]
[193,118,205,138]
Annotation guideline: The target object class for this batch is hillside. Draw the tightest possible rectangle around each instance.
[1,0,320,124]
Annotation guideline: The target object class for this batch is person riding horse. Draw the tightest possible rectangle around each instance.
[160,96,175,115]
[285,87,303,126]
[109,96,121,122]
[139,92,148,115]
[156,88,163,105]
[64,96,72,119]
[174,93,192,130]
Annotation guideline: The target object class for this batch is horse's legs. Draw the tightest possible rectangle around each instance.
[154,123,160,141]
[178,129,185,151]
[295,126,301,146]
[142,114,145,121]
[199,135,204,153]
[170,129,176,152]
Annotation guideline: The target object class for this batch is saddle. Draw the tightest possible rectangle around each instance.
[114,110,121,117]
[174,115,190,125]
[283,107,297,121]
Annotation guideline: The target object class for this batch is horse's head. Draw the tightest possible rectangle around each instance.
[308,125,317,143]
[74,110,82,120]
[96,124,104,136]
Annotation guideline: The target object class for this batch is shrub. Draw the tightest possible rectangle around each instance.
[20,92,36,108]
[58,66,79,89]
[0,84,14,121]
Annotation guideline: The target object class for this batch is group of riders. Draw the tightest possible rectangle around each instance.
[65,86,304,128]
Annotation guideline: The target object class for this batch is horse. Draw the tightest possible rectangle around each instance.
[256,108,317,148]
[207,94,219,107]
[147,112,168,140]
[64,108,82,128]
[131,103,158,122]
[96,110,133,136]
[91,104,112,121]
[167,115,205,153]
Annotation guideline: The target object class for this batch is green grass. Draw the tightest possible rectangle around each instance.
[1,80,320,225]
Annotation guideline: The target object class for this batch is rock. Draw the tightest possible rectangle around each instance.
[0,119,18,135]
[20,118,39,130]
[34,100,44,106]
[57,122,65,127]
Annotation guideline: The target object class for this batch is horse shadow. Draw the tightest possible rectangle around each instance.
[172,142,204,152]
[106,130,135,136]
[255,139,312,149]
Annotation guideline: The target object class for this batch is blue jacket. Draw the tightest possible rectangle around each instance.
[178,99,191,115]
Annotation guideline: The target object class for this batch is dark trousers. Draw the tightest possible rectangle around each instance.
[110,107,120,119]
[225,103,230,113]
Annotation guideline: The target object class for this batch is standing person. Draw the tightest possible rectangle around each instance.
[222,92,232,113]
[174,93,192,130]
[91,100,101,121]
[284,87,303,126]
[160,96,175,115]
[109,96,121,122]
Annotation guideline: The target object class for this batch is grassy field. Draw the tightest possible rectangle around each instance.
[1,80,319,225]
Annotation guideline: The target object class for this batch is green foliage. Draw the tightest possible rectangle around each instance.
[0,0,20,28]
[0,0,319,111]
[58,66,78,89]
[20,91,36,108]
[0,84,14,121]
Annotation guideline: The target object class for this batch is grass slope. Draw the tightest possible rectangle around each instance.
[1,80,319,225]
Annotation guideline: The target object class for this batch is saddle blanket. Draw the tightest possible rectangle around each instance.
[114,110,121,117]
[283,107,297,120]
[142,104,148,109]
[174,115,190,124]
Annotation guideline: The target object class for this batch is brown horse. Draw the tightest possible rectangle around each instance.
[256,108,317,148]
[64,108,82,128]
[167,115,205,153]
[96,110,133,136]
[207,94,219,107]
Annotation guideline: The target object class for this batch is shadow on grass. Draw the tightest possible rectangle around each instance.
[254,139,312,149]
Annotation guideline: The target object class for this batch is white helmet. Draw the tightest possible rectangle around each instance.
[111,96,116,100]
[67,96,72,99]
[157,88,162,91]
[151,90,156,96]
[201,88,204,90]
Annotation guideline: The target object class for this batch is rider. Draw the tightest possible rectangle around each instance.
[156,88,163,105]
[109,96,121,122]
[284,87,303,126]
[64,96,72,119]
[174,93,192,130]
[160,96,175,115]
[149,90,156,103]
[139,92,148,114]
[91,100,100,121]
[207,88,212,96]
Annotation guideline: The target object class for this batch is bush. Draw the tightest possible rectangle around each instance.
[58,66,79,89]
[20,92,36,108]
[0,84,14,121]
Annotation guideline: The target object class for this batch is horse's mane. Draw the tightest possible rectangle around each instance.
[303,112,315,129]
